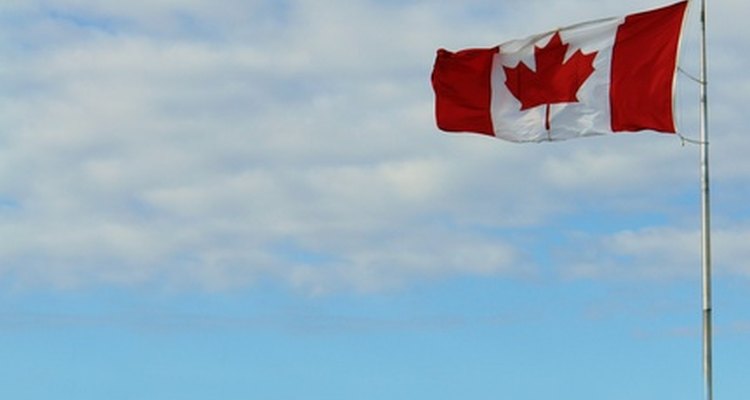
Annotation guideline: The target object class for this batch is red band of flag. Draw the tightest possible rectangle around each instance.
[431,47,497,136]
[610,1,688,132]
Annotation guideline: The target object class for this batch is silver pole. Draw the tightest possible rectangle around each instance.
[698,0,713,400]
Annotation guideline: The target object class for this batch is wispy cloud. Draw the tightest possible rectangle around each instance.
[562,225,750,280]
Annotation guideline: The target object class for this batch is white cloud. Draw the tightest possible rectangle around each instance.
[0,0,748,293]
[562,224,750,280]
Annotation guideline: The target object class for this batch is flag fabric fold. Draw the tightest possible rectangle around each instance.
[431,1,689,142]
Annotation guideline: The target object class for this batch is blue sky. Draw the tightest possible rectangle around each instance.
[0,0,749,399]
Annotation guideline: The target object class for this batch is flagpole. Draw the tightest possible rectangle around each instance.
[698,0,713,400]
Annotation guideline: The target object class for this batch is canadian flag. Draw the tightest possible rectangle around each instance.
[431,1,689,142]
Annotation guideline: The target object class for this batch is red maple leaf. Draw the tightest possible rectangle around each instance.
[503,32,598,131]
